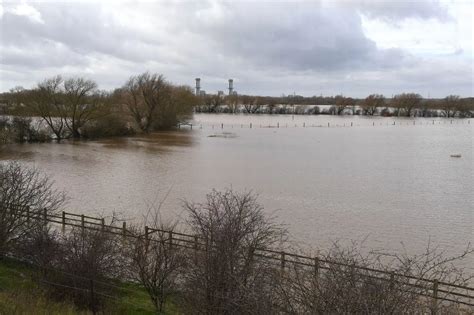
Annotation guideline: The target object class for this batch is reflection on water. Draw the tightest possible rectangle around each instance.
[1,114,473,268]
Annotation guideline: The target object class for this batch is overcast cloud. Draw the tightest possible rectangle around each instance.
[0,0,472,97]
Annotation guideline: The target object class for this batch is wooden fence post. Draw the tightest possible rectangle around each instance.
[192,235,198,264]
[62,211,66,233]
[280,252,286,272]
[81,214,85,230]
[390,272,395,290]
[314,256,320,282]
[145,226,149,241]
[168,231,173,249]
[122,221,127,239]
[101,218,105,231]
[431,279,439,315]
[250,123,252,129]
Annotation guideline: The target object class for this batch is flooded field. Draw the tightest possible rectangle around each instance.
[1,114,472,265]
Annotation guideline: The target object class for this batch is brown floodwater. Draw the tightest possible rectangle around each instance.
[1,114,473,267]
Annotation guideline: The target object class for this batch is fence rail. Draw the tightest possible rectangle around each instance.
[13,208,474,309]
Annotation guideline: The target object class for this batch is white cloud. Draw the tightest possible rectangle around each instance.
[8,3,44,24]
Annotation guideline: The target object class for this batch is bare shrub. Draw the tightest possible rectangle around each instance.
[126,212,185,313]
[14,225,62,274]
[181,189,286,314]
[0,161,65,258]
[277,241,473,314]
[44,225,125,312]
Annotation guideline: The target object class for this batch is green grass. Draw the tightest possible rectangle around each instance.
[0,258,179,314]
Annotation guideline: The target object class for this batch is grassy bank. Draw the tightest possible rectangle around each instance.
[0,258,178,315]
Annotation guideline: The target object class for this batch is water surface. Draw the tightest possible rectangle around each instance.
[1,114,472,265]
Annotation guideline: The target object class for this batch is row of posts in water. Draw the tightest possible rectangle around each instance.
[178,119,471,130]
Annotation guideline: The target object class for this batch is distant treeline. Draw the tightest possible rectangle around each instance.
[196,93,474,118]
[0,72,197,143]
[1,74,473,144]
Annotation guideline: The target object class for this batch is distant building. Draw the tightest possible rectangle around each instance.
[195,78,201,95]
[217,90,224,97]
[228,79,234,95]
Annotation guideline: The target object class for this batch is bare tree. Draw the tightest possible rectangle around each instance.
[441,95,461,118]
[63,77,105,138]
[181,189,286,314]
[158,85,196,129]
[242,95,261,114]
[0,162,65,258]
[362,94,385,116]
[122,72,167,132]
[225,94,239,114]
[26,76,68,140]
[267,98,277,114]
[391,93,422,117]
[332,95,353,115]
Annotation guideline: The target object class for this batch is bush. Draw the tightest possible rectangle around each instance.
[126,215,185,313]
[44,226,125,312]
[181,189,286,314]
[276,242,473,314]
[0,162,65,258]
[81,113,134,139]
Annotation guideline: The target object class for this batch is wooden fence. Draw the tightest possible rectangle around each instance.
[18,208,474,310]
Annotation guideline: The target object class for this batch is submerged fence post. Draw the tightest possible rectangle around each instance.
[101,218,105,231]
[328,122,330,127]
[250,123,252,129]
[81,214,85,230]
[145,226,149,241]
[431,279,439,315]
[221,123,223,129]
[122,221,127,239]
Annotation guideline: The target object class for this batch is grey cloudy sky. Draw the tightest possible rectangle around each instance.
[0,0,472,97]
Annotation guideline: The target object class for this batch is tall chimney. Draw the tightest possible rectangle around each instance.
[228,79,234,95]
[195,78,201,95]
